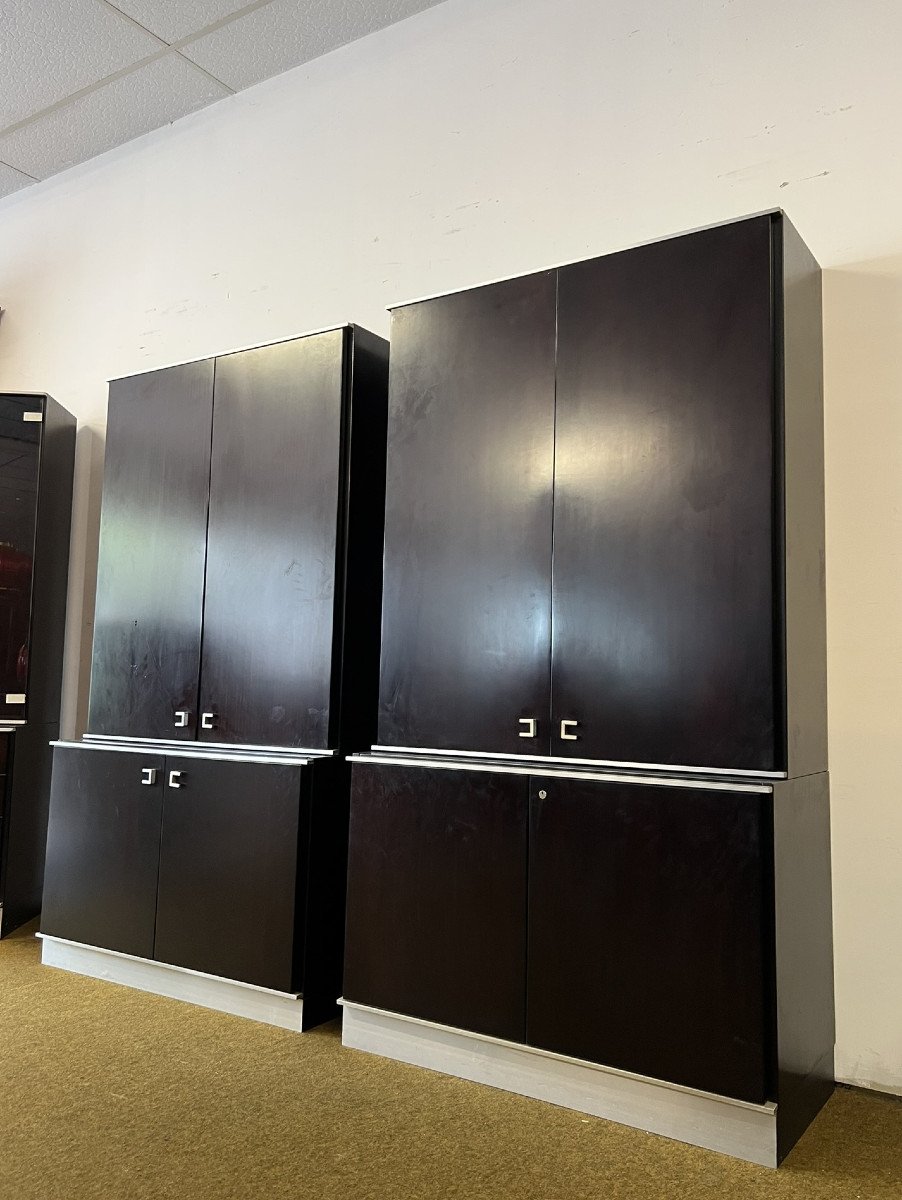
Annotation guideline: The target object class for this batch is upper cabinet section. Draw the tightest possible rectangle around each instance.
[0,393,76,726]
[376,213,826,776]
[378,276,557,755]
[87,327,389,751]
[88,361,215,741]
[199,334,343,749]
[552,217,779,772]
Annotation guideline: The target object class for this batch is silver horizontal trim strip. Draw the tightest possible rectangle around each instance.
[351,755,773,794]
[388,209,782,310]
[82,733,334,757]
[53,740,314,767]
[370,745,785,780]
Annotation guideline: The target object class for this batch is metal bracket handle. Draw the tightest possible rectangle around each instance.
[140,768,157,786]
[201,712,217,730]
[560,719,579,741]
[173,710,189,728]
[168,770,184,789]
[518,718,538,739]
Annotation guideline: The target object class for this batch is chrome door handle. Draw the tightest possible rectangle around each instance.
[140,768,157,786]
[518,718,538,739]
[173,710,189,728]
[560,720,579,741]
[168,770,184,789]
[200,712,217,730]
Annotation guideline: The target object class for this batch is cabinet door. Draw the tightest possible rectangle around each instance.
[198,333,344,749]
[40,747,164,957]
[88,362,214,739]
[527,777,770,1102]
[0,396,42,723]
[552,216,780,771]
[378,275,557,755]
[344,764,528,1041]
[153,756,304,991]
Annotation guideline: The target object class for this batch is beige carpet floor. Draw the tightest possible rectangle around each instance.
[1,921,900,1199]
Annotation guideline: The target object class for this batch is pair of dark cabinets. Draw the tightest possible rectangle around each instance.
[0,393,75,936]
[41,326,387,1015]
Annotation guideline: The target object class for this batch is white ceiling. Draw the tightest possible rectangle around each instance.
[0,0,446,199]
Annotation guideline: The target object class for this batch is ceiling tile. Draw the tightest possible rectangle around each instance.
[0,162,35,200]
[106,0,263,45]
[0,54,229,180]
[0,0,162,131]
[181,0,445,91]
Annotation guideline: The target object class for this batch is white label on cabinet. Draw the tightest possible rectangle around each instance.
[5,694,26,704]
[22,412,43,422]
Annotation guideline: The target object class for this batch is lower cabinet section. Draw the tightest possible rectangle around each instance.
[40,746,163,958]
[527,776,770,1103]
[343,764,527,1041]
[153,756,306,991]
[343,760,834,1164]
[41,743,348,1026]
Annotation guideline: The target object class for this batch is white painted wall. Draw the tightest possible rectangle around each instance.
[0,0,899,1097]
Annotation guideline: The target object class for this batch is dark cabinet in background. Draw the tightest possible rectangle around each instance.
[42,327,388,1027]
[0,393,75,937]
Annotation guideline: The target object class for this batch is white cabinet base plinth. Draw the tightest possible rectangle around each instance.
[39,935,304,1031]
[340,1000,778,1167]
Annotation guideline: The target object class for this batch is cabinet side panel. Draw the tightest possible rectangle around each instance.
[780,216,827,778]
[40,745,164,956]
[378,275,557,754]
[772,772,834,1160]
[198,333,344,749]
[553,216,779,771]
[344,763,529,1042]
[87,362,214,739]
[27,396,76,724]
[331,328,389,753]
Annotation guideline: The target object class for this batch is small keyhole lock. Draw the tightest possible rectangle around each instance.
[538,789,547,800]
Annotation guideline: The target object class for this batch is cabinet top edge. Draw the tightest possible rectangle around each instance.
[351,754,774,794]
[388,208,792,312]
[107,323,384,385]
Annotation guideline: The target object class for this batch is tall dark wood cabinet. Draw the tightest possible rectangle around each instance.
[40,326,388,1030]
[0,393,76,937]
[342,213,833,1166]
